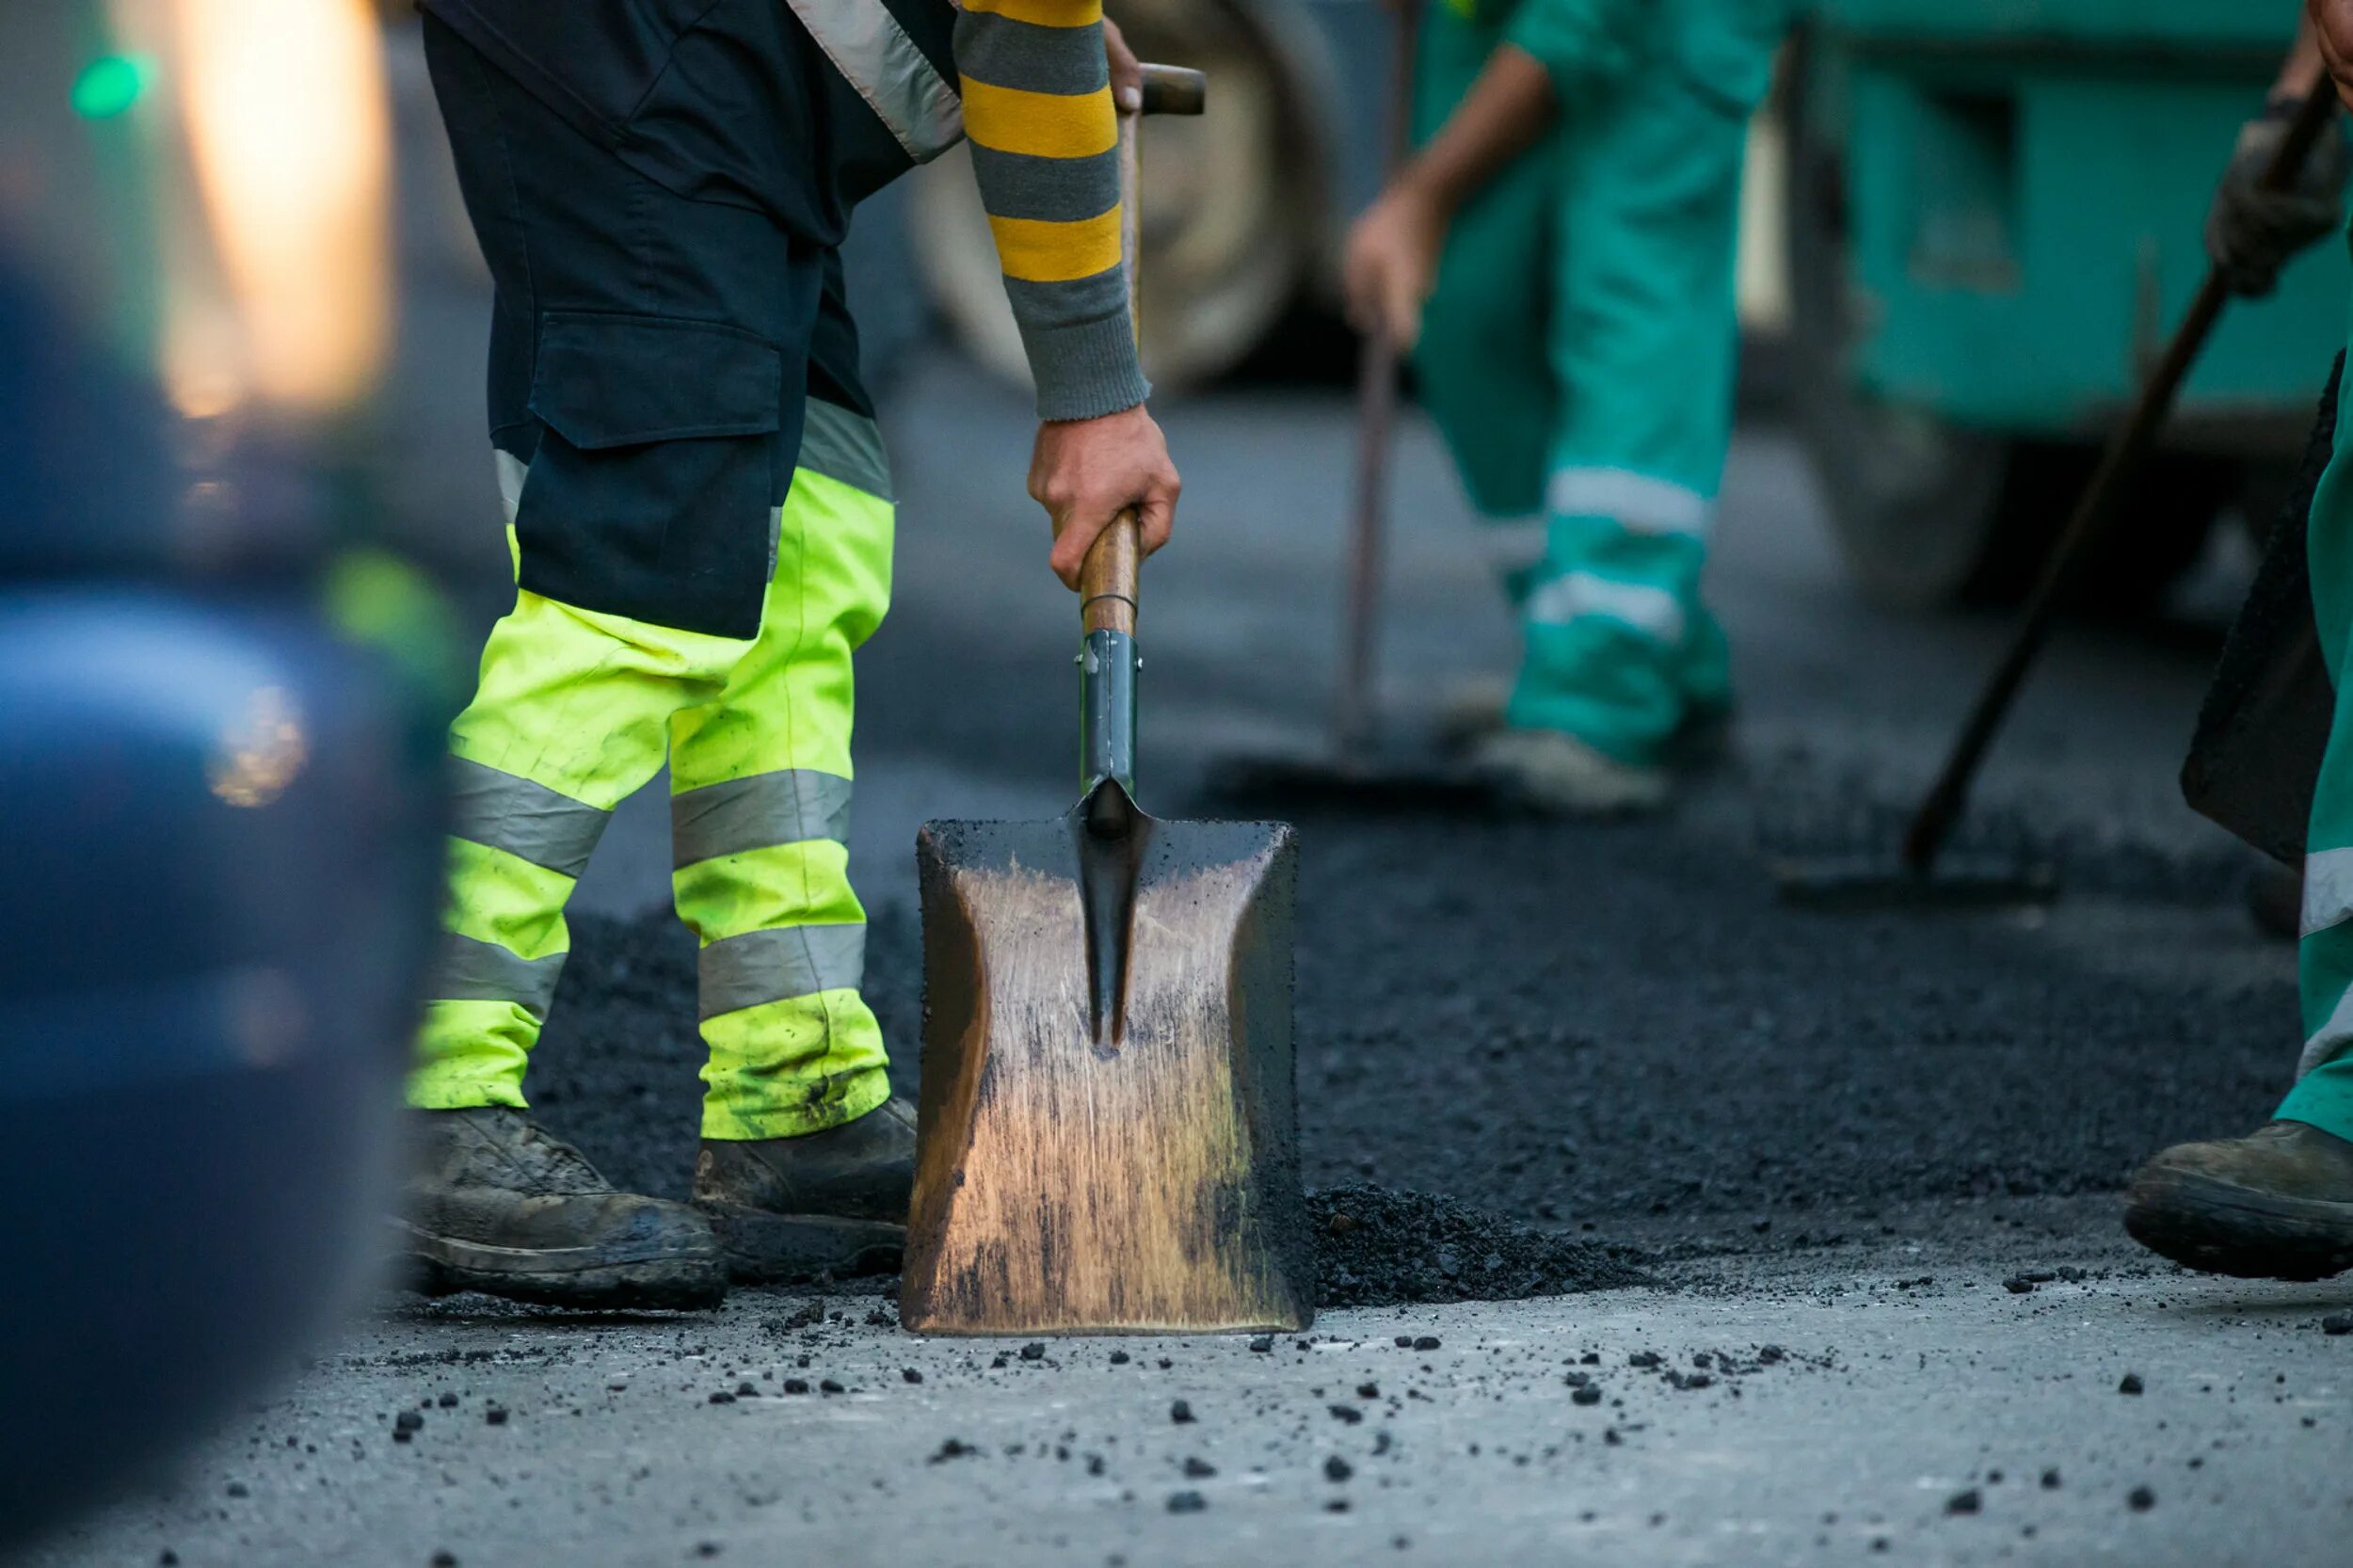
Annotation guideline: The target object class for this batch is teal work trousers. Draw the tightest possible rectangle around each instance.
[2279,327,2353,1144]
[1411,5,1757,763]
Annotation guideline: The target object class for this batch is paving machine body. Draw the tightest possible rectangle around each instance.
[1791,0,2348,608]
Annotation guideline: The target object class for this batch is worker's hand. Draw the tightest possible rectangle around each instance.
[2317,0,2353,112]
[1104,17,1143,114]
[1343,184,1449,352]
[2207,102,2349,296]
[1031,404,1181,590]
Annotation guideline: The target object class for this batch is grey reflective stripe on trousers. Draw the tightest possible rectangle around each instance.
[783,0,963,163]
[2301,986,2353,1080]
[447,757,610,879]
[1545,467,1711,539]
[798,399,894,502]
[1523,569,1689,645]
[699,923,867,1019]
[673,770,854,869]
[2303,845,2353,937]
[425,931,567,1016]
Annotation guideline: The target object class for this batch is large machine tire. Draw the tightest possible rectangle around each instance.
[909,0,1327,394]
[1784,39,2226,614]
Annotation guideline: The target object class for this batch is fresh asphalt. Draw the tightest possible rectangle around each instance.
[20,36,2352,1567]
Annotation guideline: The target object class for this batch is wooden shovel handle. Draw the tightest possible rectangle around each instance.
[1139,63,1208,117]
[1080,509,1141,635]
[1077,66,1203,638]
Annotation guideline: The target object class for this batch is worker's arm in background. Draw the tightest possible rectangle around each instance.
[952,0,1179,589]
[2208,9,2345,297]
[1343,0,1642,349]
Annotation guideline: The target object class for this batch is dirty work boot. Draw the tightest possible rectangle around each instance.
[1471,728,1669,816]
[692,1097,916,1283]
[400,1108,727,1310]
[1430,674,1513,751]
[2124,1120,2353,1281]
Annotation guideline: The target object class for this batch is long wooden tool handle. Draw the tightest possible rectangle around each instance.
[1076,66,1205,638]
[1901,83,2342,875]
[1334,0,1422,756]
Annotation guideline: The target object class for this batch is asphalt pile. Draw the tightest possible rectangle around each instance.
[530,784,2292,1295]
[1308,1184,1652,1305]
[526,910,1657,1307]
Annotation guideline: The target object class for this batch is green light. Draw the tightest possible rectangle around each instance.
[72,55,153,120]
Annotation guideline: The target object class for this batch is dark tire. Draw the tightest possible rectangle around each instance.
[910,0,1325,393]
[1784,37,2228,614]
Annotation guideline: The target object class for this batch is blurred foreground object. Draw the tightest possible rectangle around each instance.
[0,0,441,1547]
[1789,0,2347,611]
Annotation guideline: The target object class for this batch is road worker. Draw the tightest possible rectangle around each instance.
[1344,0,1799,811]
[398,0,1179,1308]
[2130,7,2353,1282]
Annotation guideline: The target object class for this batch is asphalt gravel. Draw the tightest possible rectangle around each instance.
[529,779,2291,1298]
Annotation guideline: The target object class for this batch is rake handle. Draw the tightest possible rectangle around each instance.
[1333,0,1421,759]
[1901,83,2341,876]
[1077,65,1206,638]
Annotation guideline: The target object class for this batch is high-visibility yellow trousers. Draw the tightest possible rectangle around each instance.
[407,449,895,1142]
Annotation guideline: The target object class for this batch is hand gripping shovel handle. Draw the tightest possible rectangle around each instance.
[1079,65,1205,805]
[1897,82,2342,877]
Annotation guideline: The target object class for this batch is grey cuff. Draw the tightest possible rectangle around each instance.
[1022,310,1151,422]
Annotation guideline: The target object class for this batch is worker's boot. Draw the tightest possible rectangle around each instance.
[1472,728,1669,816]
[399,1108,728,1310]
[2124,1120,2353,1281]
[1431,674,1513,750]
[692,1096,916,1282]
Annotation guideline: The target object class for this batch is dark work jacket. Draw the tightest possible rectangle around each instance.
[415,0,958,248]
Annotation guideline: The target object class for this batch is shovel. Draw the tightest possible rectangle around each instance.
[900,66,1314,1337]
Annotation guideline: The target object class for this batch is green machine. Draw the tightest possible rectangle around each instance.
[1788,0,2347,608]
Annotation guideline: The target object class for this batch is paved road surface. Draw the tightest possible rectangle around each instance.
[22,35,2352,1568]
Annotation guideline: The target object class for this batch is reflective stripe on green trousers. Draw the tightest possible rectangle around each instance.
[408,454,895,1141]
[2281,329,2353,1144]
[1410,4,1754,765]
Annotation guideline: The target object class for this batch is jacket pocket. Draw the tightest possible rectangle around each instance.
[517,312,793,639]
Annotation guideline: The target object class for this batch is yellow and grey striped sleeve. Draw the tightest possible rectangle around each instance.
[953,0,1149,421]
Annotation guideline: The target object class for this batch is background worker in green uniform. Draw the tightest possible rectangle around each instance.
[2129,6,2353,1283]
[1346,0,1799,812]
[398,0,1180,1309]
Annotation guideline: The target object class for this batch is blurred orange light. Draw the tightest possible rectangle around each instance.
[167,0,391,415]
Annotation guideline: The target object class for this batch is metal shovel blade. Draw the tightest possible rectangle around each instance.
[900,798,1311,1336]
